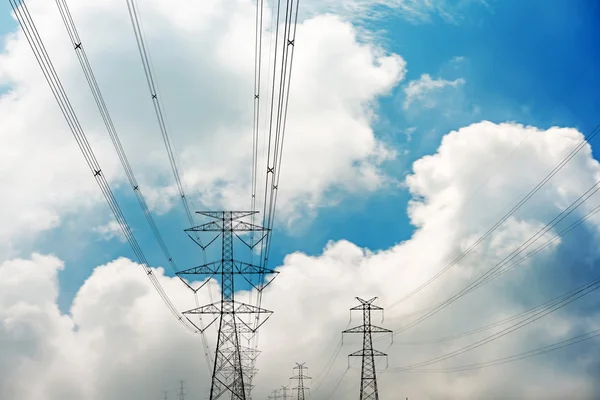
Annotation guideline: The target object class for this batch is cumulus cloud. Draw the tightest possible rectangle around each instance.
[0,0,405,253]
[1,122,600,399]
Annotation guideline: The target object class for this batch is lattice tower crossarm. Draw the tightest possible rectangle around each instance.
[178,211,274,400]
[342,297,392,400]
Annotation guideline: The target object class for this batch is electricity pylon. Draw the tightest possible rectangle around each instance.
[177,381,186,400]
[280,386,290,400]
[343,297,391,400]
[290,363,311,400]
[268,389,280,400]
[178,211,278,400]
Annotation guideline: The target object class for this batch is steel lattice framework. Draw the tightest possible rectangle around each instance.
[178,211,277,400]
[290,363,311,400]
[343,297,391,400]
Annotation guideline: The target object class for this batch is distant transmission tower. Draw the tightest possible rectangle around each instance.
[280,386,290,400]
[290,363,311,400]
[178,211,277,400]
[343,297,391,400]
[177,381,186,400]
[268,389,280,400]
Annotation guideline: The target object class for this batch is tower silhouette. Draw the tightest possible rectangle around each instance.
[290,363,311,400]
[343,297,391,400]
[178,211,277,399]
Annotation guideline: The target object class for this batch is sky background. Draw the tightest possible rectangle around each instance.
[2,0,599,310]
[1,0,600,398]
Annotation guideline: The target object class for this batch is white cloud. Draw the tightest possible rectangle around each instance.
[93,221,126,243]
[404,73,466,110]
[1,122,599,399]
[302,0,485,23]
[0,0,405,252]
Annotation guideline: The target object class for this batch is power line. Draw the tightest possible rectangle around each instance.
[391,272,600,345]
[323,367,349,400]
[310,339,343,394]
[124,0,215,315]
[383,194,600,331]
[52,0,214,370]
[387,124,600,310]
[9,0,197,334]
[125,0,202,241]
[387,273,600,372]
[388,327,600,374]
[381,173,600,339]
[250,0,302,381]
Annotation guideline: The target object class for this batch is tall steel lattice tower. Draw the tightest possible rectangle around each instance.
[178,211,278,400]
[177,381,186,400]
[343,297,391,400]
[290,363,311,400]
[280,386,290,400]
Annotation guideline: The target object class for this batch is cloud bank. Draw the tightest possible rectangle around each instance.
[1,121,599,399]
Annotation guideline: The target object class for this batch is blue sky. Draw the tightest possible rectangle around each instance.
[2,0,600,313]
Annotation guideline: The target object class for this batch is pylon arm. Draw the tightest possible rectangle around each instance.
[222,346,261,360]
[185,220,223,232]
[343,325,392,334]
[185,231,220,250]
[177,261,221,275]
[349,349,388,357]
[235,261,279,291]
[231,220,269,232]
[196,210,258,220]
[183,301,272,315]
[183,314,219,333]
[184,303,221,314]
[234,231,268,249]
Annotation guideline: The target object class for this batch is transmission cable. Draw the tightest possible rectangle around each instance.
[124,0,217,369]
[124,0,211,273]
[310,339,344,395]
[250,0,301,376]
[10,0,198,334]
[387,124,600,310]
[52,0,213,369]
[387,272,600,371]
[380,172,600,339]
[380,193,600,337]
[388,327,600,374]
[392,271,600,345]
[323,366,350,400]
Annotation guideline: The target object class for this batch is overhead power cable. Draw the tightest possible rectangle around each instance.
[311,317,354,396]
[323,367,350,400]
[10,0,198,334]
[249,0,301,378]
[124,0,209,266]
[381,191,600,337]
[124,0,217,368]
[381,171,600,338]
[392,272,600,345]
[52,0,213,370]
[387,272,600,371]
[311,339,344,395]
[388,327,600,374]
[387,124,600,310]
